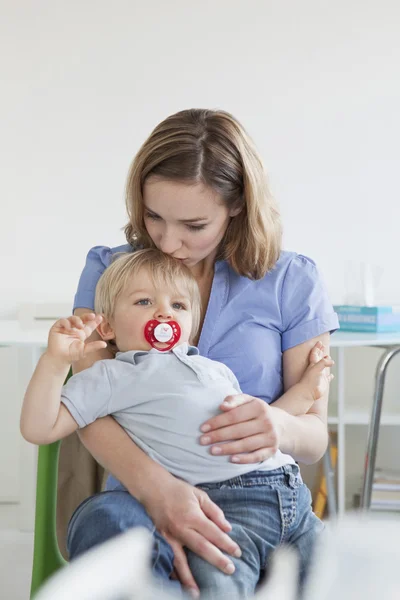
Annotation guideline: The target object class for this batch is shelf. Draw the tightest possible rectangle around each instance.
[328,411,400,426]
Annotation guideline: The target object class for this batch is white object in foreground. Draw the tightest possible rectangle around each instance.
[35,515,400,600]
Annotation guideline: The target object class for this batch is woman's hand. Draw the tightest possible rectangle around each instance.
[199,341,334,465]
[199,394,282,464]
[142,477,241,597]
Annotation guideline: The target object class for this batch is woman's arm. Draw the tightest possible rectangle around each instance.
[271,332,331,463]
[199,333,332,466]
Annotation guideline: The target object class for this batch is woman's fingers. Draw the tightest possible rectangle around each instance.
[207,433,276,459]
[193,515,240,558]
[166,540,199,598]
[201,395,258,433]
[199,493,232,533]
[229,448,276,464]
[200,419,260,447]
[183,529,237,575]
[220,393,253,410]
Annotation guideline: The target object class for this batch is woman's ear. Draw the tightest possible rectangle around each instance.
[229,205,243,218]
[97,317,116,341]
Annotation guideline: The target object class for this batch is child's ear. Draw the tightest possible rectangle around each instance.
[97,317,116,341]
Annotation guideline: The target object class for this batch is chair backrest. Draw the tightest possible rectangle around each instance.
[30,442,67,598]
[30,369,72,598]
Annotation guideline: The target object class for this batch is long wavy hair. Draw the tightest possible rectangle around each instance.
[124,109,282,279]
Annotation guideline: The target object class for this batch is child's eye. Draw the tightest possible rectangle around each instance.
[172,302,186,310]
[135,299,151,306]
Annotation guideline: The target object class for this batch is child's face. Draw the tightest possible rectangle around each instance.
[100,267,193,353]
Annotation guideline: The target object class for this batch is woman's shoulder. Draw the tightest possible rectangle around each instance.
[273,250,318,274]
[238,251,320,289]
[86,243,134,268]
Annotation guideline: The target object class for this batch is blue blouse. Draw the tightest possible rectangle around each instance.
[74,245,339,405]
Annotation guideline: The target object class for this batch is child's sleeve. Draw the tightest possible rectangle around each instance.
[61,361,112,428]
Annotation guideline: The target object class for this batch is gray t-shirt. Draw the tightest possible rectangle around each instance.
[61,343,294,485]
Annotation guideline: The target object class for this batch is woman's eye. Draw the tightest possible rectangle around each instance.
[187,224,206,231]
[136,299,151,306]
[145,212,161,221]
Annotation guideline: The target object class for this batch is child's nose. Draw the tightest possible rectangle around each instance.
[155,305,172,321]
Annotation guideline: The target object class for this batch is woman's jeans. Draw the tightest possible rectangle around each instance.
[67,465,323,599]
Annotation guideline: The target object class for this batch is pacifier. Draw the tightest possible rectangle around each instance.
[144,320,181,352]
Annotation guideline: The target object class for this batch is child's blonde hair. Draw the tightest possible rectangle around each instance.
[95,249,201,342]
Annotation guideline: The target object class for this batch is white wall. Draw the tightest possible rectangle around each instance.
[1,0,400,512]
[2,0,400,316]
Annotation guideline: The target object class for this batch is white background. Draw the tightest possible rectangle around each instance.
[1,0,400,516]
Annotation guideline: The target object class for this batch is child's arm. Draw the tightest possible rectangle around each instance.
[273,341,334,416]
[20,313,106,445]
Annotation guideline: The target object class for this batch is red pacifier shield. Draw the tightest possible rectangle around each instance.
[144,320,181,352]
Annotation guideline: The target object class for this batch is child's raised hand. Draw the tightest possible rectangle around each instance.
[47,313,107,365]
[301,341,335,401]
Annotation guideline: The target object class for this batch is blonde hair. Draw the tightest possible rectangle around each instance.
[95,249,201,342]
[124,109,282,280]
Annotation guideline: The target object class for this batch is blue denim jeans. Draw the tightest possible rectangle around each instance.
[67,465,323,599]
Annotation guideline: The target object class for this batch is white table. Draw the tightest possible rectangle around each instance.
[0,320,51,348]
[0,320,52,529]
[2,321,400,517]
[330,331,400,515]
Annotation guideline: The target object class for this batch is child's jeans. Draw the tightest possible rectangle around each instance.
[67,464,323,599]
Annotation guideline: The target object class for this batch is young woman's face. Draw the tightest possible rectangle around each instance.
[142,179,236,269]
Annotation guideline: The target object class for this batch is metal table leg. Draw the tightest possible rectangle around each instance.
[360,345,400,509]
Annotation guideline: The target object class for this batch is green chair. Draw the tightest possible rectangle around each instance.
[30,441,68,598]
[30,369,72,597]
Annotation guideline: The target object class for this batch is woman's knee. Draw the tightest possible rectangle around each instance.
[67,490,154,559]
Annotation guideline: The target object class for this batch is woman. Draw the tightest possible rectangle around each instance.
[65,108,338,598]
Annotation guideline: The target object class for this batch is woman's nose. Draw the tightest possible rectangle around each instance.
[158,229,182,255]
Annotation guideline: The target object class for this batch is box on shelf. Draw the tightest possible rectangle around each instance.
[334,305,400,332]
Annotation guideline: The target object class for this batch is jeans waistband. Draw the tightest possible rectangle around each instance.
[197,464,301,490]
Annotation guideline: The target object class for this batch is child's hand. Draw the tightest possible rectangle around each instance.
[301,341,335,401]
[46,313,107,365]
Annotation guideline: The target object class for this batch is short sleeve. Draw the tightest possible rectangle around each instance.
[281,255,339,352]
[223,365,242,393]
[61,361,112,428]
[73,244,132,311]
